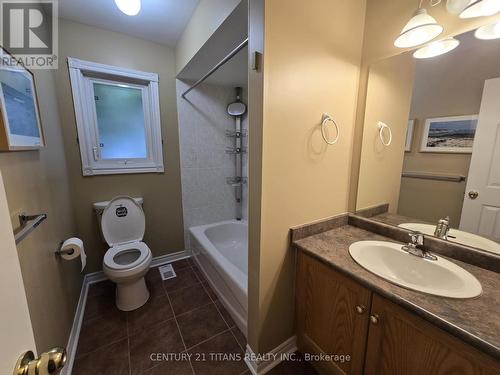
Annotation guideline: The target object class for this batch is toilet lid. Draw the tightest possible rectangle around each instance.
[101,196,145,246]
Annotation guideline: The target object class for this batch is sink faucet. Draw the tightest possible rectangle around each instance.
[434,216,450,240]
[402,231,437,261]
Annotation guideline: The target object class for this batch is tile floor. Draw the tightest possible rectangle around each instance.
[72,258,317,375]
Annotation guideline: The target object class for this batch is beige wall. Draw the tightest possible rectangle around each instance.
[56,19,185,272]
[175,0,241,73]
[0,69,82,353]
[398,32,500,226]
[356,53,415,212]
[350,0,500,213]
[248,0,366,353]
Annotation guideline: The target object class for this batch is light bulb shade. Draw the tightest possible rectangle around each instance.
[394,9,444,48]
[413,37,460,59]
[446,0,473,14]
[115,0,141,16]
[459,0,500,18]
[475,21,500,39]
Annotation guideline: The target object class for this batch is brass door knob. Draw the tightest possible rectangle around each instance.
[370,314,380,325]
[355,305,366,314]
[14,347,66,375]
[468,191,479,200]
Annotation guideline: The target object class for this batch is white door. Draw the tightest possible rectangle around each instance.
[0,171,37,373]
[460,77,500,242]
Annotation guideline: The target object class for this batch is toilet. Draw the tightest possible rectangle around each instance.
[97,196,152,311]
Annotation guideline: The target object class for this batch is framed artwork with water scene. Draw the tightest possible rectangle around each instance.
[0,47,44,150]
[420,115,478,153]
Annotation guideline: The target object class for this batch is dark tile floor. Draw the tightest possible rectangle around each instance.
[72,258,317,375]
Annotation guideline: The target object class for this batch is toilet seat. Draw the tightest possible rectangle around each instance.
[101,196,145,247]
[103,241,151,271]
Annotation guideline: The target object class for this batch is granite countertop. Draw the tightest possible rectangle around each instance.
[293,225,500,360]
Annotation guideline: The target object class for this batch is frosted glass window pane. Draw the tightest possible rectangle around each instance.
[93,83,147,159]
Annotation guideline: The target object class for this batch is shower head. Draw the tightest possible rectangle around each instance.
[227,87,246,116]
[227,102,246,116]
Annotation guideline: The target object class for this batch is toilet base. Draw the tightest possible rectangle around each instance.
[115,276,150,311]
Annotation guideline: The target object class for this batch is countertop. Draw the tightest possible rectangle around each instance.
[293,225,500,360]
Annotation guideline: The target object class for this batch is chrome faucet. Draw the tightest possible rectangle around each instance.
[434,216,450,240]
[402,231,437,261]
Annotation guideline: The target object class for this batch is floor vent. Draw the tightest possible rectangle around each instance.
[158,264,176,281]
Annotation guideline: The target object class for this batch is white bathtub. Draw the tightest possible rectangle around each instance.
[189,220,248,334]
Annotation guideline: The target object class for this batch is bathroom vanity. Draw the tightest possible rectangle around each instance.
[292,217,500,375]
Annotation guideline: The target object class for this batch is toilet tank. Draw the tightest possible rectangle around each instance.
[93,197,144,242]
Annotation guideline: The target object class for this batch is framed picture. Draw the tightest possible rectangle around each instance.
[0,47,44,150]
[420,115,478,153]
[405,119,414,152]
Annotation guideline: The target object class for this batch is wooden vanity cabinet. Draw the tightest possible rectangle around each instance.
[295,252,500,375]
[296,251,372,374]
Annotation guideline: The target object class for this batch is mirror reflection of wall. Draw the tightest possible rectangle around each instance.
[356,29,500,255]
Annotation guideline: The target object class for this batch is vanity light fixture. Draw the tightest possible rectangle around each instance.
[114,0,141,16]
[413,37,460,58]
[475,21,500,39]
[394,5,444,48]
[459,0,500,18]
[446,0,473,13]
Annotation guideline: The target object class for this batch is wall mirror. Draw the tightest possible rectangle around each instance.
[0,47,44,150]
[355,29,500,255]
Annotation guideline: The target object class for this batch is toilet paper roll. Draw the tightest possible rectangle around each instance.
[60,237,87,272]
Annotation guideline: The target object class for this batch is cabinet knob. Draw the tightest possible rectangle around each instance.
[355,305,366,314]
[370,314,380,325]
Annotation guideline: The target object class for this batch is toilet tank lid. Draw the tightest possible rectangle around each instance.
[93,197,143,211]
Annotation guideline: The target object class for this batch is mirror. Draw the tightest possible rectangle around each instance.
[355,29,500,255]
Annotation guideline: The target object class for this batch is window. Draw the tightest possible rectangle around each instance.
[68,58,163,175]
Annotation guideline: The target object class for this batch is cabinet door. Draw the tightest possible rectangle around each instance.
[296,252,372,374]
[364,294,500,375]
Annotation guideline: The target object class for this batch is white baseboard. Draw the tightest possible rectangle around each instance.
[61,250,191,375]
[244,336,298,375]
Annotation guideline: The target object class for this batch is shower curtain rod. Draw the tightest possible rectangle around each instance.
[181,38,249,99]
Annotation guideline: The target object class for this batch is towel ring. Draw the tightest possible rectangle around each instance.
[378,121,392,146]
[321,114,340,145]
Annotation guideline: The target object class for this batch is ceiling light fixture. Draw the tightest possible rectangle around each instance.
[459,0,500,18]
[475,21,500,39]
[394,5,444,48]
[446,0,473,13]
[413,37,460,58]
[114,0,141,16]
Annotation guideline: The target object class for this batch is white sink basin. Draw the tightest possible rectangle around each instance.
[398,223,500,255]
[349,241,482,299]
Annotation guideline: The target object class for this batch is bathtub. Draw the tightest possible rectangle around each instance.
[189,220,247,335]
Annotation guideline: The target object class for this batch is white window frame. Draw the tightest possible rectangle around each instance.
[68,57,164,176]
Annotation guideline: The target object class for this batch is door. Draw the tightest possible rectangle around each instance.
[0,171,37,373]
[295,252,371,374]
[460,78,500,242]
[364,294,500,374]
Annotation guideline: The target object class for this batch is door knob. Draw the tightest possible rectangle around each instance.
[14,347,66,375]
[369,314,380,325]
[468,191,479,200]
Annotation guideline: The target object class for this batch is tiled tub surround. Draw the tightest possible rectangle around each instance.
[291,220,500,361]
[176,81,248,249]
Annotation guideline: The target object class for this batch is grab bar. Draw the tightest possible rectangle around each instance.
[14,213,47,244]
[402,172,466,183]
